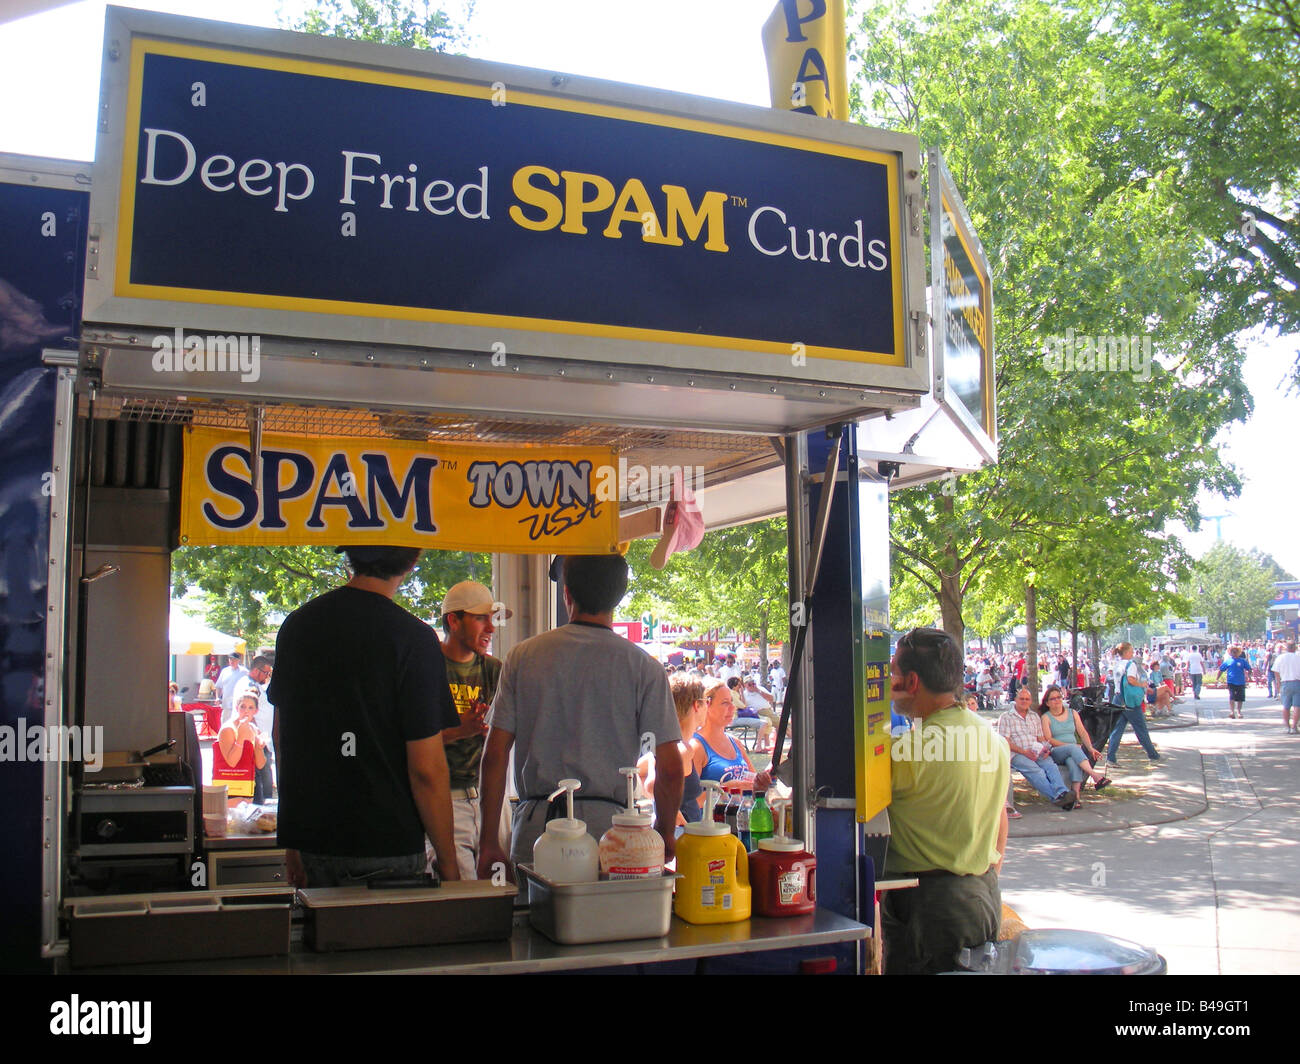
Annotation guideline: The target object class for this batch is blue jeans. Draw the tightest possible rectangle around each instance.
[1050,743,1090,783]
[300,851,424,887]
[1106,706,1159,761]
[1191,674,1203,699]
[1009,753,1067,800]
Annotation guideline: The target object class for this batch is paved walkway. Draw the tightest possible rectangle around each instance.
[994,683,1300,974]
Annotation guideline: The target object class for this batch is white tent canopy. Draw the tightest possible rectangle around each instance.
[169,604,246,657]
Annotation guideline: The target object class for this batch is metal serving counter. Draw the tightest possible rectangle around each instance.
[76,907,868,975]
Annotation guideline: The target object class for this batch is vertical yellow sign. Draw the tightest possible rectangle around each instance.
[762,0,849,120]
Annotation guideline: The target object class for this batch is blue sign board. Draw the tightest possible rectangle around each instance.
[0,155,89,969]
[114,39,906,367]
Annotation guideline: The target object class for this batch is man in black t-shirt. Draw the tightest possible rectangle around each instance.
[269,546,461,886]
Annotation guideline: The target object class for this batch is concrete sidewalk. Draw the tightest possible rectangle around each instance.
[996,683,1300,974]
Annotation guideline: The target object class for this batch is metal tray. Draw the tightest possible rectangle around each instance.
[297,881,516,952]
[519,863,679,945]
[66,886,293,968]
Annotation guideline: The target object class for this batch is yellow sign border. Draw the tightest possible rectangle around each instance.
[118,38,906,368]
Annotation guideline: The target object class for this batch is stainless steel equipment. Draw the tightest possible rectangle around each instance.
[77,785,194,857]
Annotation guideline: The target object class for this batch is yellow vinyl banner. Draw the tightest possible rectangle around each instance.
[762,0,849,121]
[180,427,620,554]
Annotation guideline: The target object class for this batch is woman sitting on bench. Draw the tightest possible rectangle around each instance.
[1039,684,1109,805]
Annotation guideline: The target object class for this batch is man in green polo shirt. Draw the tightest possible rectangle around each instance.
[435,580,511,880]
[883,627,1010,974]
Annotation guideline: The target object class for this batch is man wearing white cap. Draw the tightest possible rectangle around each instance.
[438,580,512,879]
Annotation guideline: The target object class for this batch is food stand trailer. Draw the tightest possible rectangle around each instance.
[1,6,996,974]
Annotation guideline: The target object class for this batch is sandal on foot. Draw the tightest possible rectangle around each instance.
[1093,776,1111,791]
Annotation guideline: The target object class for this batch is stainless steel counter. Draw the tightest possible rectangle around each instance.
[78,907,868,974]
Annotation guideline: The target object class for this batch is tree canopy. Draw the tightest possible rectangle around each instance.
[283,0,474,52]
[171,546,489,649]
[1183,541,1282,641]
[853,0,1271,641]
[625,519,789,662]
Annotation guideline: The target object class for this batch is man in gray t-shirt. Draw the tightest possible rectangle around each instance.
[477,555,684,877]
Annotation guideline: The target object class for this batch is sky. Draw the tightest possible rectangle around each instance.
[1,0,1295,581]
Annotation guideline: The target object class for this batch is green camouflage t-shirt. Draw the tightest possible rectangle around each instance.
[442,653,502,788]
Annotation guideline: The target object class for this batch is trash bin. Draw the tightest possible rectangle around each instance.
[954,929,1167,974]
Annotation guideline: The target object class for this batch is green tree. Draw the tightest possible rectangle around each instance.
[1096,0,1300,383]
[172,545,488,648]
[283,0,475,52]
[1184,541,1278,641]
[851,0,1250,640]
[625,519,789,666]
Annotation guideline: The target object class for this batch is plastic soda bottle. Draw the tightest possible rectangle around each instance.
[749,790,774,851]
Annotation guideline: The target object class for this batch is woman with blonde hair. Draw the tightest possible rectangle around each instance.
[213,688,268,807]
[690,678,771,792]
[640,675,707,824]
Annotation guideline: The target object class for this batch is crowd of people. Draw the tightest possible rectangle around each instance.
[961,640,1286,712]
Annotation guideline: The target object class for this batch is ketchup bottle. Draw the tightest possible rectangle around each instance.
[750,799,817,917]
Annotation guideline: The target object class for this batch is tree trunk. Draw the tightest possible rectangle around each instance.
[758,611,770,678]
[938,495,964,640]
[939,570,964,641]
[1025,582,1039,705]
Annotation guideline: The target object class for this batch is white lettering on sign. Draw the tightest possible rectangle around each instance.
[140,128,314,213]
[747,206,887,269]
[340,151,489,219]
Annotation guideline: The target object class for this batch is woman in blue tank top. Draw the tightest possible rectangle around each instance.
[690,678,772,792]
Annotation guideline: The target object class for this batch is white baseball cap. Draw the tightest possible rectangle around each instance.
[441,581,512,619]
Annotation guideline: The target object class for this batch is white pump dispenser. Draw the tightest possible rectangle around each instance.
[599,767,664,878]
[532,778,599,883]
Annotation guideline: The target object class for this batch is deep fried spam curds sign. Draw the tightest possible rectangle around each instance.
[179,428,621,553]
[113,37,907,369]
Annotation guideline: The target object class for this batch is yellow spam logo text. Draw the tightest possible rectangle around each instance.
[509,166,729,252]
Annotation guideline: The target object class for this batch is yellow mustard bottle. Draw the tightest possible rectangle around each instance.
[673,780,751,924]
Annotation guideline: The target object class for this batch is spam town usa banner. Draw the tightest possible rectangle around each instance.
[179,427,621,554]
[105,32,905,368]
